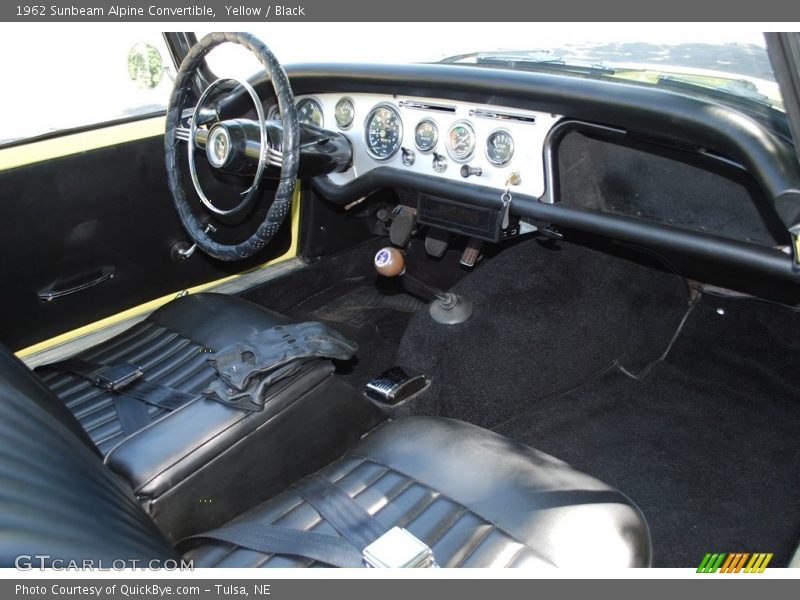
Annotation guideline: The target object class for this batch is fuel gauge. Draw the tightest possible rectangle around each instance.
[414,119,438,152]
[485,129,514,166]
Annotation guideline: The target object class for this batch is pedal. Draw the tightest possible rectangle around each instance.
[460,238,483,267]
[424,228,450,258]
[389,207,416,247]
[365,366,429,405]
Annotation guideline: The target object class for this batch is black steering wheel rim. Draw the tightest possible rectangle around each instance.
[165,32,299,261]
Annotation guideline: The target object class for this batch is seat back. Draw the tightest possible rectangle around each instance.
[0,346,177,567]
[1,345,99,453]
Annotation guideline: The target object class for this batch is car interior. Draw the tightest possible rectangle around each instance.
[1,30,800,569]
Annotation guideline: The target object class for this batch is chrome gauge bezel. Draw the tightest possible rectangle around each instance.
[334,96,355,129]
[296,97,324,128]
[364,103,404,161]
[446,120,476,162]
[414,118,439,153]
[485,128,515,166]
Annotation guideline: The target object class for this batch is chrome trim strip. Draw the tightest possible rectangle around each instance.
[471,108,537,124]
[399,100,457,113]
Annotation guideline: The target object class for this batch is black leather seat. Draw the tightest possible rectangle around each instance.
[35,293,297,454]
[0,337,652,568]
[28,292,381,542]
[185,417,651,568]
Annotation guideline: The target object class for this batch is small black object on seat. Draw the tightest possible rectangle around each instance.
[44,359,192,436]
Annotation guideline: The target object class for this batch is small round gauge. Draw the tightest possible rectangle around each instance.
[414,119,438,152]
[485,129,515,166]
[334,97,355,129]
[296,97,324,128]
[364,104,403,160]
[266,104,280,121]
[446,120,476,161]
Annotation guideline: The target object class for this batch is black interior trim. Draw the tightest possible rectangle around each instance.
[766,32,800,237]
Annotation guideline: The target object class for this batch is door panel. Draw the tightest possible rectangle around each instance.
[0,124,291,351]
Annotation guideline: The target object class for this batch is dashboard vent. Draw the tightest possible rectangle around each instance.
[471,108,536,124]
[399,100,457,113]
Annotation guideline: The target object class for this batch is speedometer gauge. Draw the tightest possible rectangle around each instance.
[485,129,514,165]
[364,104,403,160]
[296,97,324,127]
[334,97,355,129]
[446,121,476,161]
[414,119,438,152]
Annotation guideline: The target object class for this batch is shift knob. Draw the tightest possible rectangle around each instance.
[374,247,405,277]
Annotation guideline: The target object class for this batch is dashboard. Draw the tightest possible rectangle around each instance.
[275,94,560,199]
[249,62,800,302]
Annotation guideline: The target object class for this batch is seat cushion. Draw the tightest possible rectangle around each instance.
[36,293,291,454]
[186,416,651,568]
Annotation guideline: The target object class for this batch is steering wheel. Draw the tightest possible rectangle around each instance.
[164,32,299,261]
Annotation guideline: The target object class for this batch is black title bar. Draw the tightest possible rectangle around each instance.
[1,0,800,21]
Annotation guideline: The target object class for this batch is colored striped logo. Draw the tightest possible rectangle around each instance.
[697,553,773,573]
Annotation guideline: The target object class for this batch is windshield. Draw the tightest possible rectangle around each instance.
[202,24,781,111]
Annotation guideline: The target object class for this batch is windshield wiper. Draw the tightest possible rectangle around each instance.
[655,74,774,108]
[439,51,619,77]
[439,52,616,77]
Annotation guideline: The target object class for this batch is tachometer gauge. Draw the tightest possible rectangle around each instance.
[296,97,324,127]
[414,119,438,152]
[485,129,514,165]
[364,104,403,160]
[334,97,355,129]
[446,121,476,161]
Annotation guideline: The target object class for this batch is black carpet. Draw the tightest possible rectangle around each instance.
[397,237,800,567]
[494,295,800,567]
[398,238,692,428]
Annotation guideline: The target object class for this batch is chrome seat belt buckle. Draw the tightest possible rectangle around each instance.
[93,363,144,391]
[362,526,438,568]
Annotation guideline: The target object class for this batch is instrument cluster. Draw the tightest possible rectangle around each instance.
[275,93,561,198]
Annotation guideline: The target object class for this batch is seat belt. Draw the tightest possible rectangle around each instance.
[186,473,438,568]
[187,521,364,568]
[290,473,386,549]
[46,359,200,436]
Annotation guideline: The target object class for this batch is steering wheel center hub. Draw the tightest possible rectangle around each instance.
[207,125,232,168]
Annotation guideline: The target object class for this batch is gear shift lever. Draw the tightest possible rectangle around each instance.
[374,247,473,324]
